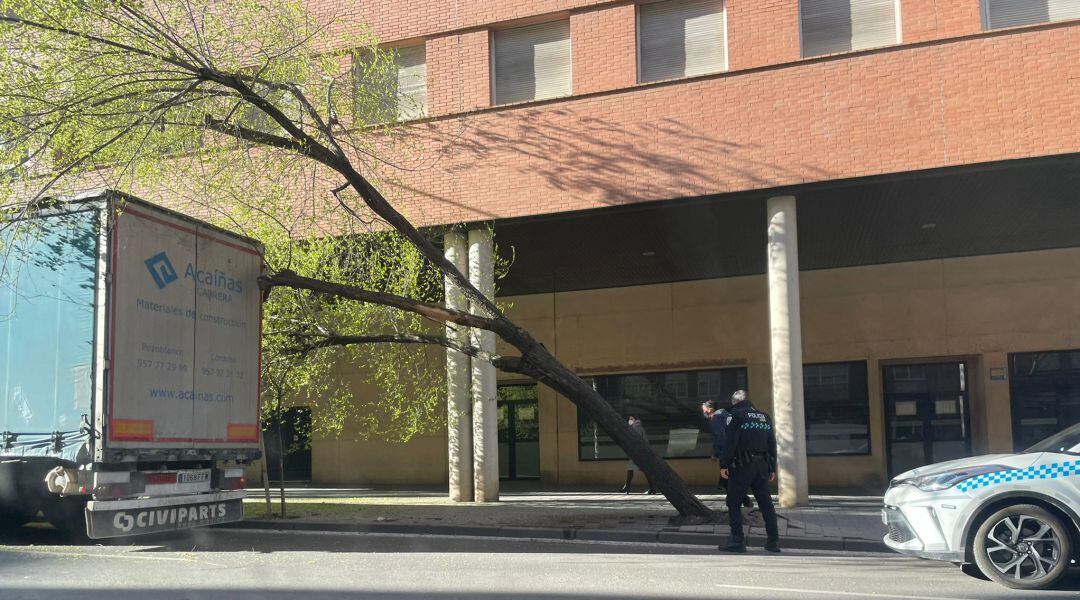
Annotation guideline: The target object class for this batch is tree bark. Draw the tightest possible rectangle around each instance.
[260,433,272,518]
[506,336,710,517]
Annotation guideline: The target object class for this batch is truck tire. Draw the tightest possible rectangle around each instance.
[43,497,89,540]
[0,512,31,533]
[972,504,1073,591]
[1,458,54,533]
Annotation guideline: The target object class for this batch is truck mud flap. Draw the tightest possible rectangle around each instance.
[85,491,245,539]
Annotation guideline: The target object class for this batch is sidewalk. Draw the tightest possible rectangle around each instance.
[236,486,888,553]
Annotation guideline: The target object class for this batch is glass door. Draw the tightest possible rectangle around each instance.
[497,384,540,480]
[883,362,971,477]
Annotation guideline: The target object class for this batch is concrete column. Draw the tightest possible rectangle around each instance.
[468,226,499,502]
[443,231,473,502]
[766,195,810,508]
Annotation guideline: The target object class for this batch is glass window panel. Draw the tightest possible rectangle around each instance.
[804,361,871,455]
[577,367,747,460]
[354,44,427,123]
[801,0,899,58]
[983,0,1080,30]
[493,20,572,105]
[638,0,726,83]
[1010,350,1080,450]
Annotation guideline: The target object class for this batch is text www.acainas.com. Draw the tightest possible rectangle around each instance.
[149,388,234,403]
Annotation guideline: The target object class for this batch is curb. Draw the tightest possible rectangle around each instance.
[221,519,890,553]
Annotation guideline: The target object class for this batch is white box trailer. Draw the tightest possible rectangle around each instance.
[0,191,262,538]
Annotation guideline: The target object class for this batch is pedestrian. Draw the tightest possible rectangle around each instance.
[701,400,753,508]
[619,415,656,495]
[718,390,780,553]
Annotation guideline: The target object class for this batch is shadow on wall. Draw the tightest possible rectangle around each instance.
[393,109,836,222]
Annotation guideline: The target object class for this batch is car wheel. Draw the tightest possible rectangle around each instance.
[959,563,989,581]
[972,504,1073,591]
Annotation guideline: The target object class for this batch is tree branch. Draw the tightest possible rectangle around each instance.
[202,116,315,157]
[285,332,525,374]
[0,14,199,73]
[260,269,505,334]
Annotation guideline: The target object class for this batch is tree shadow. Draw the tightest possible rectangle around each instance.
[396,108,834,223]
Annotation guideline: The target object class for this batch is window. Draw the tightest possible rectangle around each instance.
[800,0,900,58]
[804,361,871,455]
[1009,350,1080,451]
[354,44,427,123]
[577,367,747,460]
[391,45,427,120]
[638,0,727,83]
[983,0,1080,30]
[492,20,572,105]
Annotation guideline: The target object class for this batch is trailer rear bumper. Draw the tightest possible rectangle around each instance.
[85,490,245,539]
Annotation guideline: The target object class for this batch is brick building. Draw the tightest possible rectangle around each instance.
[274,0,1080,495]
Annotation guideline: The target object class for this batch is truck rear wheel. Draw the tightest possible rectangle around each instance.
[42,497,89,540]
[0,512,31,533]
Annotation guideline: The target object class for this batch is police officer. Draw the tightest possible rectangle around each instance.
[718,390,780,553]
[701,400,753,508]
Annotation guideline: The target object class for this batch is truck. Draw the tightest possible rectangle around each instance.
[0,190,262,539]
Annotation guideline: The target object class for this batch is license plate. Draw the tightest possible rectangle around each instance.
[86,496,243,539]
[178,471,210,484]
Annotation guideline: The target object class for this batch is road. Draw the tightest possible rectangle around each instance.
[0,526,1077,600]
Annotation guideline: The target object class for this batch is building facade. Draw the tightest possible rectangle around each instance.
[286,0,1080,493]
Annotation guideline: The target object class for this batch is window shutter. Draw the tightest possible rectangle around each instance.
[984,0,1080,29]
[801,0,898,58]
[639,0,726,83]
[493,20,572,105]
[395,45,427,120]
[354,49,399,124]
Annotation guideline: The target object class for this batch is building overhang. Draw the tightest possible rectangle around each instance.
[492,154,1080,296]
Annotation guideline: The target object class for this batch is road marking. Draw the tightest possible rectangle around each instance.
[715,584,968,600]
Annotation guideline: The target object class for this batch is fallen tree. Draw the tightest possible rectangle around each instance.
[0,0,712,517]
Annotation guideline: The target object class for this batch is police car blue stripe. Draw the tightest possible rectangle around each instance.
[957,459,1080,493]
[740,422,771,431]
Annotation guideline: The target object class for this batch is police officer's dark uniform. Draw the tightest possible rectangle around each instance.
[718,394,780,553]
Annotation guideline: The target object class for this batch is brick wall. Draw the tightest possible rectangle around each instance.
[301,1,1080,227]
[570,4,637,94]
[306,0,620,44]
[727,0,801,69]
[902,0,983,43]
[428,30,492,114]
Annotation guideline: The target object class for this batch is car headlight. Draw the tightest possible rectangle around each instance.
[901,465,1010,492]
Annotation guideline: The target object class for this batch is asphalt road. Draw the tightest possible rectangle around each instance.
[0,526,1077,600]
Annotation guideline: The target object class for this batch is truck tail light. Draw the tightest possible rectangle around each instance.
[212,467,246,491]
[93,482,133,500]
[92,471,134,500]
[219,476,246,490]
[145,472,178,485]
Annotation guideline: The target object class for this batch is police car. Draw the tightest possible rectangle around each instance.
[883,422,1080,590]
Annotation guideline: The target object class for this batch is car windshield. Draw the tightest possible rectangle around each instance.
[1025,422,1080,454]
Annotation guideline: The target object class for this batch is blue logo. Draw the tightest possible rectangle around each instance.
[145,252,178,289]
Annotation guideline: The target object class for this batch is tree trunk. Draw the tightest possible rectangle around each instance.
[276,412,287,519]
[508,335,711,518]
[281,158,714,519]
[260,432,272,518]
[263,270,714,519]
